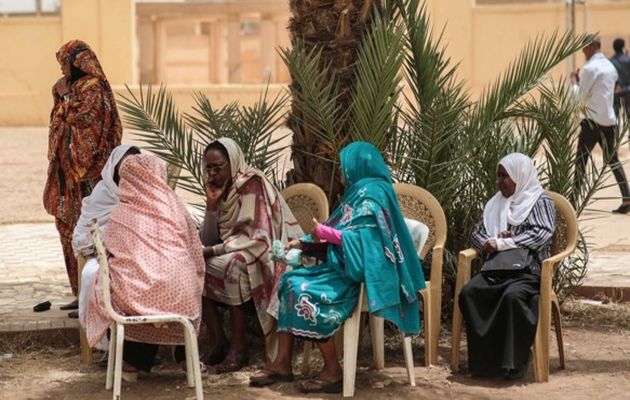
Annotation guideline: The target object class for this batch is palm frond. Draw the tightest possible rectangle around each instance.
[280,42,345,161]
[469,32,591,141]
[117,84,204,196]
[349,14,405,150]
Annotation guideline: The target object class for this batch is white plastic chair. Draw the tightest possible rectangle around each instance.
[342,284,416,397]
[90,220,204,400]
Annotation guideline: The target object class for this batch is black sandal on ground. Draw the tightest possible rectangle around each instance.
[33,300,51,312]
[67,310,79,319]
[297,378,343,394]
[249,369,294,387]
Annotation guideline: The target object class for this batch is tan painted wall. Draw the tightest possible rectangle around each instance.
[0,0,135,126]
[428,0,630,94]
[2,0,630,126]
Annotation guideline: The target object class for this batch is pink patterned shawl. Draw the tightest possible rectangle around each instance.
[86,154,204,347]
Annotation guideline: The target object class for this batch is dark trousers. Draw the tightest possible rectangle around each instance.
[575,119,630,201]
[123,341,186,373]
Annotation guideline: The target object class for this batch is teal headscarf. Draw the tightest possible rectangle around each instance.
[327,142,426,334]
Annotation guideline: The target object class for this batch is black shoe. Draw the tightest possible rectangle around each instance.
[60,299,79,310]
[612,204,630,214]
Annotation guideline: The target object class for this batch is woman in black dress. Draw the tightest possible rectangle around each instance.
[459,153,556,379]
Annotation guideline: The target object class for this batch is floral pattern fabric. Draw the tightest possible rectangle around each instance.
[43,40,122,294]
[277,142,426,339]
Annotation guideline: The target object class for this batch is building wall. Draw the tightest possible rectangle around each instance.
[1,0,630,126]
[0,0,135,126]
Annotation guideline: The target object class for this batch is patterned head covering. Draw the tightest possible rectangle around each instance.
[56,40,106,80]
[327,142,426,335]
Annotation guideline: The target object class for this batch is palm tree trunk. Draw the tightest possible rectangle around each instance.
[286,0,378,203]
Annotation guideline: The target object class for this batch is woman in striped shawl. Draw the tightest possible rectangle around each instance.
[458,153,556,380]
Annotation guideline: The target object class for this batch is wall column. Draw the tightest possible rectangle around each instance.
[227,13,242,83]
[260,13,277,83]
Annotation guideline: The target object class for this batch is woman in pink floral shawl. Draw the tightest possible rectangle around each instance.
[85,153,204,375]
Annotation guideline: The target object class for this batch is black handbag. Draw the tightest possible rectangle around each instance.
[481,248,533,278]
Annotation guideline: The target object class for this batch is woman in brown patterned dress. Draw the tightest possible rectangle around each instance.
[43,40,122,312]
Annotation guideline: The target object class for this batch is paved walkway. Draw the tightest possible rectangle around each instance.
[0,223,77,332]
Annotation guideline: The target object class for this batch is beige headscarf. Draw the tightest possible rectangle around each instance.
[212,138,303,336]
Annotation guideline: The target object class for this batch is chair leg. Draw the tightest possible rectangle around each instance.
[301,341,313,376]
[343,285,364,398]
[113,324,125,400]
[429,287,441,365]
[106,323,116,390]
[369,315,385,370]
[183,322,204,400]
[184,329,194,388]
[402,334,415,387]
[552,300,565,370]
[450,288,465,373]
[420,290,432,367]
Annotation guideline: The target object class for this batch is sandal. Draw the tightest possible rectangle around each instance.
[67,310,79,319]
[249,369,294,387]
[215,352,249,374]
[60,299,79,310]
[297,377,343,394]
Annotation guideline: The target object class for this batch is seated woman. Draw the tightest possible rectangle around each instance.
[250,142,426,393]
[72,144,140,323]
[458,153,556,380]
[85,153,205,380]
[200,138,302,373]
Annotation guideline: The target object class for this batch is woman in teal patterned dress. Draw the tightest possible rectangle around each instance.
[250,142,426,393]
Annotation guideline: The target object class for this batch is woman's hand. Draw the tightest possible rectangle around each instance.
[54,77,70,97]
[310,218,321,242]
[483,239,498,255]
[205,181,227,211]
[285,239,302,251]
[498,230,512,239]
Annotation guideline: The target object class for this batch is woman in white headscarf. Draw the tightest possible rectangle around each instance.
[458,153,556,380]
[71,144,140,323]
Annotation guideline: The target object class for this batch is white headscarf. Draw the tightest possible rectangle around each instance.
[71,145,135,253]
[482,153,545,238]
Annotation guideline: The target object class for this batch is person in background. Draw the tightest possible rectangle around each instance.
[43,40,122,311]
[610,38,630,118]
[571,36,630,214]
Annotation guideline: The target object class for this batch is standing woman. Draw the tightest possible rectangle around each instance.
[458,153,556,380]
[43,40,122,309]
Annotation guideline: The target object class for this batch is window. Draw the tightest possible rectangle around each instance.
[0,0,60,16]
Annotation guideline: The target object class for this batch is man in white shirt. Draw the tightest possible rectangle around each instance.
[571,37,630,214]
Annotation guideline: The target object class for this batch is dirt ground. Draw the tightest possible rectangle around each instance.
[1,299,630,400]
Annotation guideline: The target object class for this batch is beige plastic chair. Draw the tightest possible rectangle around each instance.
[280,183,335,372]
[281,183,329,234]
[90,220,204,400]
[380,183,448,367]
[451,191,578,382]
